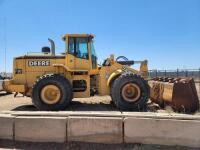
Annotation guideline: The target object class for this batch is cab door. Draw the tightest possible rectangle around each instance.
[67,37,91,71]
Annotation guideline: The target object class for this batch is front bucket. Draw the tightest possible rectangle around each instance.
[148,77,199,113]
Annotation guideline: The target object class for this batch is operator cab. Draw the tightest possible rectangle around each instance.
[62,34,98,72]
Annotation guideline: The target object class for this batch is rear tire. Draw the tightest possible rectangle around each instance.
[111,72,149,111]
[32,74,72,111]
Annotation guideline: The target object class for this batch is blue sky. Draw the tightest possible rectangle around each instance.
[0,0,200,72]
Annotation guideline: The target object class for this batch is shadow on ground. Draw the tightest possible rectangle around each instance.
[0,140,197,150]
[12,105,38,111]
[0,92,12,97]
[11,101,120,112]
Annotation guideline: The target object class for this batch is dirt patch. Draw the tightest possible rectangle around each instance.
[0,92,199,114]
[0,92,118,112]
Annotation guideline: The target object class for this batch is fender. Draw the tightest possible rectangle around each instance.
[107,69,123,87]
[107,67,140,87]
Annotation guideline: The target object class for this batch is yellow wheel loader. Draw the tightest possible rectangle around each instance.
[2,33,199,112]
[2,34,149,111]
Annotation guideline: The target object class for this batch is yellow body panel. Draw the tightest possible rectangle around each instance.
[98,62,124,95]
[8,56,65,95]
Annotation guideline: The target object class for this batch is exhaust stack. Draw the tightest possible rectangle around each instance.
[48,38,55,56]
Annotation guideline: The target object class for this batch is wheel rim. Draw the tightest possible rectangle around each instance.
[121,83,141,102]
[41,85,61,104]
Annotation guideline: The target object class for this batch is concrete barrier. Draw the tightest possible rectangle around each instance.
[15,116,67,143]
[67,116,123,143]
[124,117,200,148]
[0,114,14,140]
[1,111,200,148]
[122,112,200,120]
[4,111,122,117]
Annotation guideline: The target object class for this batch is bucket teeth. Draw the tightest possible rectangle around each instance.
[148,77,199,113]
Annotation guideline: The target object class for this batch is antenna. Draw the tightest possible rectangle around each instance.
[4,17,7,77]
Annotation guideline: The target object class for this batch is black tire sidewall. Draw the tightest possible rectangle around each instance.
[111,73,149,110]
[32,74,72,111]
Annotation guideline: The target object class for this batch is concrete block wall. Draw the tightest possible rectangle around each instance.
[0,114,14,140]
[124,117,200,147]
[15,116,67,142]
[67,116,123,143]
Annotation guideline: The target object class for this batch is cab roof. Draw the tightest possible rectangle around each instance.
[62,34,94,41]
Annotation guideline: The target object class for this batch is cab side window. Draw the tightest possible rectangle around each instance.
[91,40,97,69]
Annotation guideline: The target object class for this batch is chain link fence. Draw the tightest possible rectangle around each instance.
[148,69,200,98]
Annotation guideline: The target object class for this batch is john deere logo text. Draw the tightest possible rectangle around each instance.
[28,60,50,66]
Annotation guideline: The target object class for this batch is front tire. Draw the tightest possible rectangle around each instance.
[32,74,72,111]
[111,72,149,111]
